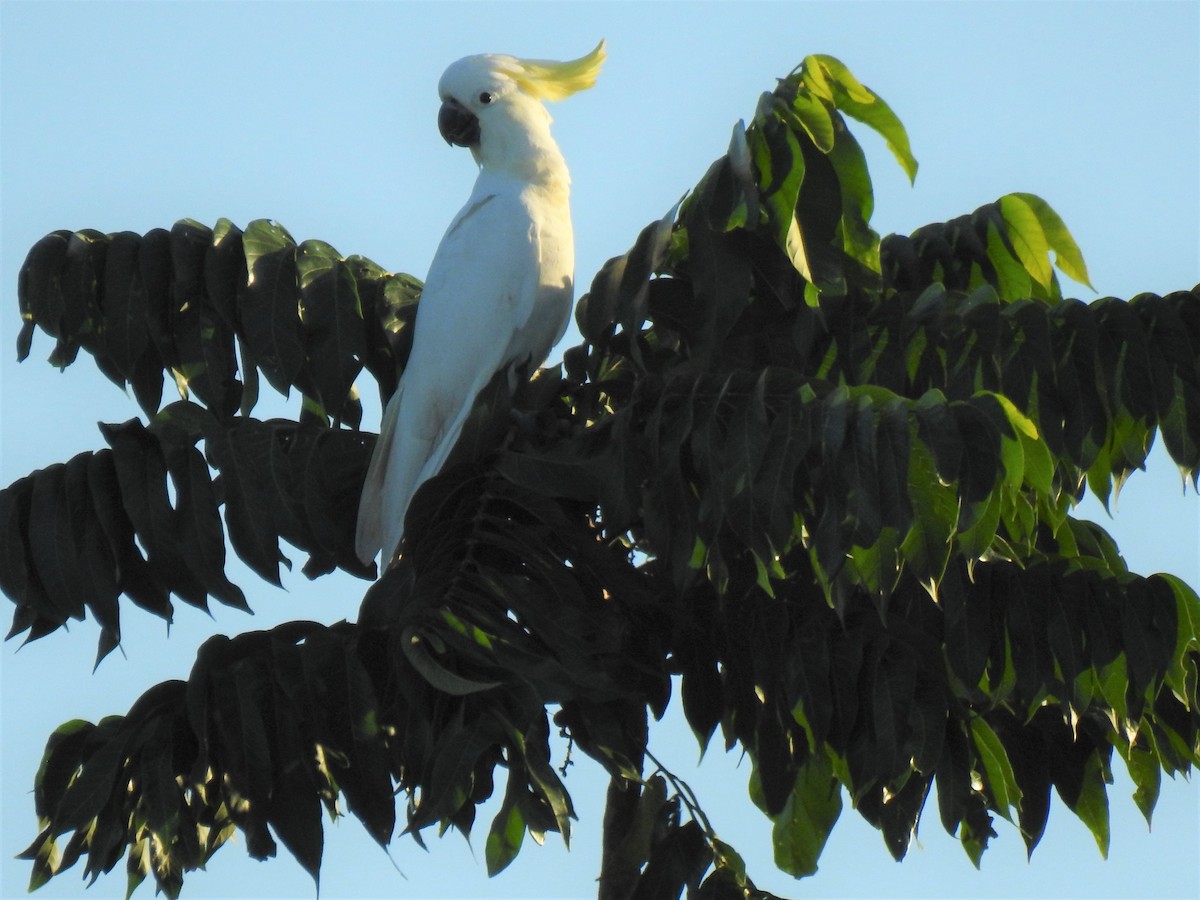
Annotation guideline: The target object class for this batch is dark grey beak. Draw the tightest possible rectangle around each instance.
[438,99,480,147]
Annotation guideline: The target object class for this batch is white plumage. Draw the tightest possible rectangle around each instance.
[355,41,606,567]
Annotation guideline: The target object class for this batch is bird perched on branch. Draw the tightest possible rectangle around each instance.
[356,40,606,567]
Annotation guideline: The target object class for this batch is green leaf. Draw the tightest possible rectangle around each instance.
[20,828,60,892]
[752,748,843,878]
[1161,573,1200,697]
[957,488,1002,562]
[984,221,1033,302]
[751,101,811,281]
[401,627,500,695]
[998,195,1054,292]
[826,126,880,269]
[1119,740,1161,829]
[724,120,760,230]
[1010,192,1092,288]
[913,389,962,486]
[969,717,1021,823]
[981,391,1038,441]
[1070,751,1112,858]
[1020,425,1055,496]
[958,811,996,870]
[788,90,835,152]
[485,780,526,877]
[806,54,918,182]
[901,440,956,590]
[519,720,575,845]
[700,844,748,892]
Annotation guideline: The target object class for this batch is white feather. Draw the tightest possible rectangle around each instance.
[355,45,599,567]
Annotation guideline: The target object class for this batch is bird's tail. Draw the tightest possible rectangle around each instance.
[355,386,406,565]
[355,387,479,568]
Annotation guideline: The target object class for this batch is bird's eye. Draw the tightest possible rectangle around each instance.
[478,91,494,105]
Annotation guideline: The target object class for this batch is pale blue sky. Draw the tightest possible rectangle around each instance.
[2,2,1198,898]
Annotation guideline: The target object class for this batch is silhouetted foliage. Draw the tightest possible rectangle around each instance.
[6,54,1200,899]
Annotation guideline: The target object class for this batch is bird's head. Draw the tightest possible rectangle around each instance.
[436,40,605,177]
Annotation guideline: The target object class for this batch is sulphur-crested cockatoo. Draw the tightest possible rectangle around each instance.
[356,40,606,567]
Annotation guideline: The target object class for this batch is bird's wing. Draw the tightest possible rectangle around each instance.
[355,190,546,565]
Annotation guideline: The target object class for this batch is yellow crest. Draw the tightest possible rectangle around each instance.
[504,40,607,102]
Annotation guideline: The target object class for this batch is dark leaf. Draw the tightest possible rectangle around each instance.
[17,229,72,358]
[53,721,129,834]
[300,428,376,579]
[297,240,367,424]
[630,819,710,900]
[53,230,107,370]
[64,452,121,656]
[202,418,285,585]
[86,450,172,623]
[267,742,324,884]
[100,230,147,379]
[205,219,245,332]
[0,475,48,629]
[240,219,304,396]
[33,719,95,822]
[159,425,249,611]
[100,420,208,609]
[875,771,932,861]
[139,227,176,379]
[27,462,89,623]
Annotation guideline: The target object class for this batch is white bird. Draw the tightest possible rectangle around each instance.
[356,40,606,567]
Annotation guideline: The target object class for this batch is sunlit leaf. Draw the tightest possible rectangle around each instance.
[1010,192,1093,289]
[485,781,526,876]
[752,748,842,877]
[806,54,918,182]
[1068,750,1112,858]
[998,195,1054,292]
[969,717,1022,823]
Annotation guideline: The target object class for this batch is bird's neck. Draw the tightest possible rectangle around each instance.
[472,103,571,199]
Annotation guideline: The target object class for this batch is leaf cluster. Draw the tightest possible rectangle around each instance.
[17,219,420,420]
[2,408,376,664]
[6,53,1200,899]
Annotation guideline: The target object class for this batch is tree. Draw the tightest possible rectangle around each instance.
[4,53,1199,900]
